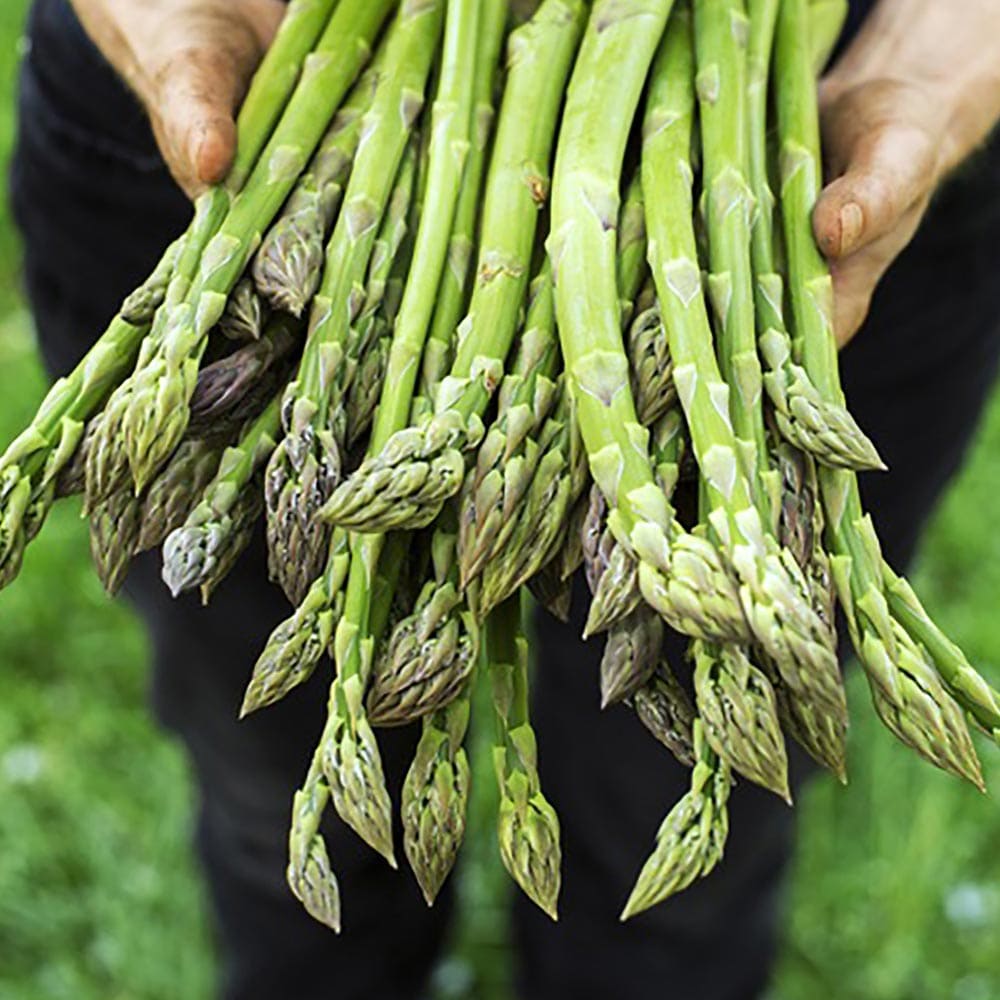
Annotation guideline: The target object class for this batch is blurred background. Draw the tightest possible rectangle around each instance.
[1,4,1000,999]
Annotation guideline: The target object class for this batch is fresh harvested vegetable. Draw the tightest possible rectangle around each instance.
[4,0,999,936]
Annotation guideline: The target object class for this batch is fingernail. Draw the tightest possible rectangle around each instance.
[838,202,864,255]
[187,124,208,176]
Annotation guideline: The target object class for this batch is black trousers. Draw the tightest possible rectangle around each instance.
[11,3,1000,998]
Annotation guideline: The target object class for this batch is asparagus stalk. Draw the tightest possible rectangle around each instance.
[89,436,224,595]
[311,0,480,864]
[776,0,986,785]
[265,6,438,605]
[596,411,685,705]
[0,237,184,589]
[219,276,268,343]
[253,52,385,316]
[162,394,282,599]
[286,752,341,933]
[476,385,588,619]
[398,1,512,902]
[457,265,560,586]
[367,516,479,726]
[550,0,757,646]
[88,489,143,596]
[643,2,845,724]
[319,0,588,533]
[600,607,664,708]
[620,718,730,920]
[631,661,697,767]
[488,595,561,920]
[186,314,300,437]
[401,684,472,905]
[420,0,511,390]
[747,0,881,472]
[809,0,848,73]
[119,0,396,493]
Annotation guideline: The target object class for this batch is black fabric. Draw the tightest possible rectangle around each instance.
[10,3,1000,999]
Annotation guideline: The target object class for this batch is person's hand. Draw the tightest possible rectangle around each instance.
[813,78,944,346]
[811,0,1000,347]
[69,0,285,197]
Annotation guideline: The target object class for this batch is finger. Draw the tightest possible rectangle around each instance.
[814,122,938,262]
[829,202,926,346]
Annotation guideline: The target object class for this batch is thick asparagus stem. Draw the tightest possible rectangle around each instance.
[643,2,845,725]
[776,0,985,785]
[550,0,758,645]
[319,0,588,533]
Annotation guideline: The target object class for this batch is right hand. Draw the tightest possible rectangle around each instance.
[69,0,285,198]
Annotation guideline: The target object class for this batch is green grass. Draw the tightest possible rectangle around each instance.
[2,5,1000,999]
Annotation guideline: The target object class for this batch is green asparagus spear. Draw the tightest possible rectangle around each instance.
[643,2,846,722]
[162,394,282,599]
[776,0,986,785]
[319,0,588,533]
[85,0,345,504]
[120,0,396,493]
[488,595,561,920]
[550,0,753,645]
[253,52,385,316]
[620,719,730,920]
[265,6,437,604]
[313,0,480,863]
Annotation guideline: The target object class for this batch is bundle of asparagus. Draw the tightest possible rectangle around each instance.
[3,0,999,932]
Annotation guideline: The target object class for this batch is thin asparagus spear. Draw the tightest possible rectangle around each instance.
[88,490,142,596]
[286,752,341,933]
[401,682,472,905]
[420,0,511,389]
[162,394,282,599]
[319,0,588,533]
[367,515,479,726]
[620,718,730,920]
[0,237,183,589]
[120,0,396,492]
[265,7,438,604]
[457,265,560,586]
[254,51,385,316]
[488,594,561,920]
[399,0,511,903]
[313,0,480,864]
[776,0,985,785]
[747,0,881,472]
